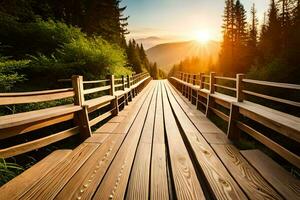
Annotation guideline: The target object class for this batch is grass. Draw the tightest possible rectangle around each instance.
[0,158,24,186]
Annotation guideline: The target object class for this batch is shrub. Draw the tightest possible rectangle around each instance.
[0,58,29,92]
[0,158,23,186]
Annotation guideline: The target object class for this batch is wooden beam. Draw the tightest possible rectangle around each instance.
[227,103,240,141]
[209,72,216,94]
[236,74,245,102]
[72,75,92,140]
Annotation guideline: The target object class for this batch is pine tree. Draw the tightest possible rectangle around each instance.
[219,0,235,74]
[249,3,258,48]
[259,0,281,62]
[84,0,128,45]
[235,0,247,46]
[126,39,143,73]
[247,3,258,67]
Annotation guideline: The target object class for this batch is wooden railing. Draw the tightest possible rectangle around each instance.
[0,72,151,158]
[170,71,300,169]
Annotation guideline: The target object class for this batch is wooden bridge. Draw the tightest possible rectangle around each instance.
[0,72,299,199]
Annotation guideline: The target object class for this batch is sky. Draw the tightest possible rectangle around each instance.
[121,0,270,42]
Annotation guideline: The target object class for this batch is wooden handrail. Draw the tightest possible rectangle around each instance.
[0,72,151,158]
[83,80,109,84]
[243,79,300,90]
[170,71,300,169]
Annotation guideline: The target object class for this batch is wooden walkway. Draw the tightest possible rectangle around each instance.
[1,80,299,199]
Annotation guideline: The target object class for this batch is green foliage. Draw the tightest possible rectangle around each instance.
[60,37,129,78]
[0,158,23,186]
[247,59,300,83]
[0,17,131,90]
[0,16,85,58]
[0,59,29,92]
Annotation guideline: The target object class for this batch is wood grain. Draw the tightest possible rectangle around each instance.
[212,144,283,200]
[20,143,99,199]
[55,134,124,200]
[162,83,205,200]
[0,150,72,200]
[93,83,156,199]
[126,83,158,199]
[150,82,169,200]
[165,81,247,200]
[0,127,79,158]
[241,149,300,200]
[0,113,74,140]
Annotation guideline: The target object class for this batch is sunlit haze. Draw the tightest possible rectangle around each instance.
[122,0,269,43]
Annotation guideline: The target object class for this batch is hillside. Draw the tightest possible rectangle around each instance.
[146,40,220,72]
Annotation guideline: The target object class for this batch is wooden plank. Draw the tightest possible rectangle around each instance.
[95,122,119,133]
[202,133,231,144]
[89,110,112,127]
[0,104,81,129]
[56,134,125,200]
[0,88,73,97]
[150,82,169,200]
[212,144,283,200]
[83,134,110,143]
[20,143,99,199]
[236,102,300,143]
[108,115,126,123]
[209,106,229,122]
[83,85,110,95]
[0,127,79,158]
[126,83,158,199]
[241,149,300,200]
[0,150,72,200]
[92,82,156,199]
[165,81,247,199]
[0,90,74,106]
[85,96,114,112]
[161,82,205,200]
[56,81,153,200]
[242,78,300,90]
[112,82,155,134]
[0,113,74,140]
[237,121,300,169]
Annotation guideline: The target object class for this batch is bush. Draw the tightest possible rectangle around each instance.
[0,14,85,58]
[0,15,131,90]
[0,58,29,92]
[247,59,299,84]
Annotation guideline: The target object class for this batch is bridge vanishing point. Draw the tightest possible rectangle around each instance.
[0,72,299,199]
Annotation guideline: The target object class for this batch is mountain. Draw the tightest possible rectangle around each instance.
[146,40,221,72]
[135,36,165,49]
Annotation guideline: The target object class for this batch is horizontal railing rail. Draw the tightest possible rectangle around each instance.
[170,71,300,169]
[0,72,151,158]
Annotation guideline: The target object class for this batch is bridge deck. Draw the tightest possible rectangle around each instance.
[2,80,297,199]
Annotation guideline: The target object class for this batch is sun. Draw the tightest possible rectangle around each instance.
[195,30,211,43]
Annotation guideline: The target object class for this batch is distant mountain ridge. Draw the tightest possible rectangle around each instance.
[135,36,165,49]
[146,40,220,72]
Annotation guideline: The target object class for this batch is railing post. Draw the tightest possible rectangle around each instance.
[108,75,118,115]
[236,74,245,102]
[227,104,240,141]
[199,73,204,89]
[180,72,183,80]
[122,75,129,105]
[209,72,216,94]
[127,75,132,102]
[122,75,125,91]
[186,74,190,98]
[71,75,91,140]
[127,75,130,88]
[193,74,196,85]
